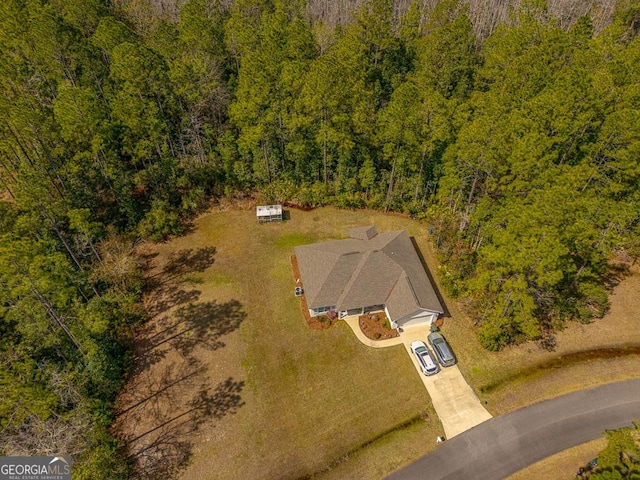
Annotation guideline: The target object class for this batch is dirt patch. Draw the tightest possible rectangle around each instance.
[283,200,315,211]
[0,190,13,203]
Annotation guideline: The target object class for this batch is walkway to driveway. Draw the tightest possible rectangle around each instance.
[343,318,492,438]
[343,316,404,348]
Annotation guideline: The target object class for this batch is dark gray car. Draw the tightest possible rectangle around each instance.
[427,331,457,367]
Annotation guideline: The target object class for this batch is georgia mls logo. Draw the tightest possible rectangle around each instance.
[0,455,72,480]
[48,457,70,473]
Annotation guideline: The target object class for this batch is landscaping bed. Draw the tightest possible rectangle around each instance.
[358,313,399,340]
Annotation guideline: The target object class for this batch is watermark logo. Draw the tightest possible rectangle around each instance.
[0,456,71,480]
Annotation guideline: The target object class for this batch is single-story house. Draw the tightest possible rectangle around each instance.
[294,226,444,329]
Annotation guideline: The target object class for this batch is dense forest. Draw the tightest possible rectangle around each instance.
[0,0,638,476]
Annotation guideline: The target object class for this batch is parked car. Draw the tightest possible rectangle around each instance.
[427,331,457,367]
[410,341,440,376]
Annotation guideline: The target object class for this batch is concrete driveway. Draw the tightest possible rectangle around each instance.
[343,318,492,438]
[400,325,492,438]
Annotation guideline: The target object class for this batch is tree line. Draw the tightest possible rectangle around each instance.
[0,0,639,475]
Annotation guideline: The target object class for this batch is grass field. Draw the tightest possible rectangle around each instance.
[117,205,640,479]
[118,207,444,479]
[506,438,607,480]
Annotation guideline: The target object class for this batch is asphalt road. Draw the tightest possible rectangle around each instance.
[386,378,640,480]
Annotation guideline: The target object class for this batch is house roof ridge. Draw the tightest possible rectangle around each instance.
[378,230,407,265]
[296,245,342,307]
[402,272,420,306]
[385,271,418,304]
[381,231,445,315]
[336,250,373,309]
[384,275,402,304]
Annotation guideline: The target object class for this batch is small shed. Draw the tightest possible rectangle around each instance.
[256,205,283,223]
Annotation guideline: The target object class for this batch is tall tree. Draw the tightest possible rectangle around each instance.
[228,0,317,184]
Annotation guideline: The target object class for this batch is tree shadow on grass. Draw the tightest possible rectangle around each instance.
[145,284,202,318]
[120,243,246,478]
[163,246,216,276]
[125,377,245,480]
[134,246,222,371]
[129,293,199,374]
[146,247,217,289]
[167,300,246,357]
[118,298,246,478]
[137,251,159,272]
[118,360,205,426]
[130,298,246,379]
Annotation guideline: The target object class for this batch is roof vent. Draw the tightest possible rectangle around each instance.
[349,225,378,240]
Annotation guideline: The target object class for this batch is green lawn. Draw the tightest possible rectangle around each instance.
[132,206,640,480]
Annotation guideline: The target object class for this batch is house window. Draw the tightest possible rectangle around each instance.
[363,304,385,314]
[312,306,336,315]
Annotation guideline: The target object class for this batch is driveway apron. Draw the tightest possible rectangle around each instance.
[400,325,493,438]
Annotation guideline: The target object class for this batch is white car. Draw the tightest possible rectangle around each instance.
[410,341,440,376]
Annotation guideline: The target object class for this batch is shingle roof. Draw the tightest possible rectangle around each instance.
[294,228,443,320]
[348,225,378,240]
